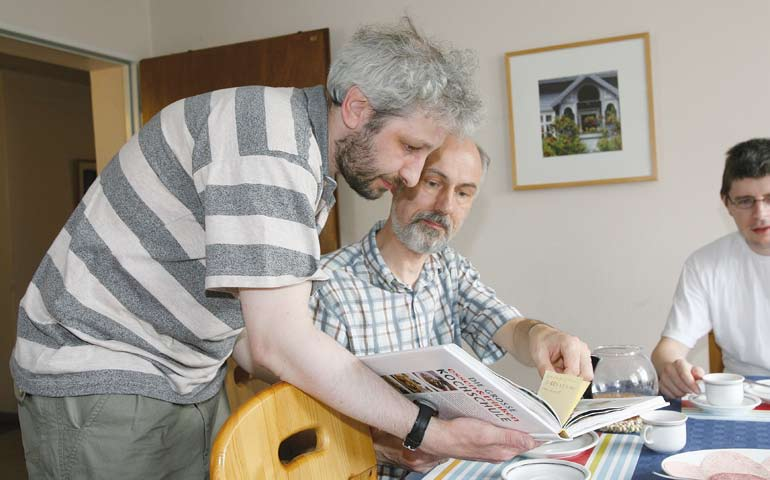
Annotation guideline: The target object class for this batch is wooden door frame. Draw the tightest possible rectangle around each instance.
[0,29,136,412]
[0,28,138,173]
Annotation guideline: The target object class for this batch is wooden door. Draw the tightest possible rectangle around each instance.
[139,29,339,253]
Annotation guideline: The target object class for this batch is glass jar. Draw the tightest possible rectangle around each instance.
[591,345,658,398]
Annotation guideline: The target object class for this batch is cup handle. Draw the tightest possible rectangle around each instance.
[642,425,654,445]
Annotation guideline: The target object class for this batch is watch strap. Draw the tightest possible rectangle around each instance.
[403,400,437,451]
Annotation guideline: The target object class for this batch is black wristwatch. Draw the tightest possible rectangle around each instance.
[403,400,437,451]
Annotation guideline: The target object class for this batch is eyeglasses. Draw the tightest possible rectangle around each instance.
[727,194,770,210]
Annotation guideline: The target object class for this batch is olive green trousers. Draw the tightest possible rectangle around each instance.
[16,387,230,480]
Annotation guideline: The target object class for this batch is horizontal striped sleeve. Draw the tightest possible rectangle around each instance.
[204,154,317,203]
[205,215,318,255]
[205,184,315,227]
[207,244,318,284]
[203,86,324,290]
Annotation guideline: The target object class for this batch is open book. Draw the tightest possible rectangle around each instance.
[361,344,667,441]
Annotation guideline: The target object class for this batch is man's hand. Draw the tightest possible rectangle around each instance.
[652,337,703,399]
[528,324,594,381]
[371,429,445,473]
[420,417,541,463]
[658,358,704,399]
[493,319,593,381]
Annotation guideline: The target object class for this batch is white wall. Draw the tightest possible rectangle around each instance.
[0,0,152,60]
[145,0,769,389]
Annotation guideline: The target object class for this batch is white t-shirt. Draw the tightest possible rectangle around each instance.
[662,232,770,375]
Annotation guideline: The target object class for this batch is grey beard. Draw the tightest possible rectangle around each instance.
[391,209,453,254]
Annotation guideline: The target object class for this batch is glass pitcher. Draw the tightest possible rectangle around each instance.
[591,345,659,398]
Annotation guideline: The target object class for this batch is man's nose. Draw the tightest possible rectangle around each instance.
[435,189,455,215]
[399,155,427,187]
[752,198,770,216]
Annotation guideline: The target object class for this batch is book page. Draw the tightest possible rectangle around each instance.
[360,344,562,439]
[536,371,590,426]
[564,396,668,437]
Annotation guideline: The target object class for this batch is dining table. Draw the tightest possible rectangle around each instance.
[408,377,770,480]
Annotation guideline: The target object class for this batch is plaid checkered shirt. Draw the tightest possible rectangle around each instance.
[310,221,522,480]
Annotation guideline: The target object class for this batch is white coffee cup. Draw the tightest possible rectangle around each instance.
[640,411,687,453]
[703,373,744,406]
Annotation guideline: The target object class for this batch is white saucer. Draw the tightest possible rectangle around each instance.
[522,431,599,459]
[688,393,761,414]
[745,380,770,403]
[501,459,591,480]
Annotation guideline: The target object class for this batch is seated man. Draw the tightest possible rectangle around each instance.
[652,138,770,399]
[310,135,593,478]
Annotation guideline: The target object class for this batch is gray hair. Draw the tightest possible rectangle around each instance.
[327,17,483,135]
[475,142,491,175]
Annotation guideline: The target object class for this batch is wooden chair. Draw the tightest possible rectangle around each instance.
[223,358,273,411]
[210,381,378,479]
[708,331,724,373]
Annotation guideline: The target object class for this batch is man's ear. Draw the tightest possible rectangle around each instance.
[339,86,372,130]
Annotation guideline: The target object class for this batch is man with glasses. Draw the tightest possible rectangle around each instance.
[652,138,770,399]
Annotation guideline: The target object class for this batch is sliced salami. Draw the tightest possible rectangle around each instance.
[701,451,770,479]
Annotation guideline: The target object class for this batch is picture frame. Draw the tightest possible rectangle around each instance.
[505,33,658,190]
[75,159,97,204]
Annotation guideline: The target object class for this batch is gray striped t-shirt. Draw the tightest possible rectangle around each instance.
[11,85,335,403]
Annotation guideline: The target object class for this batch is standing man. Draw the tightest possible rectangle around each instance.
[11,19,535,479]
[652,138,770,399]
[311,136,593,478]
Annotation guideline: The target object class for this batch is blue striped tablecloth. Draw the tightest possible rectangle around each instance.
[420,433,643,480]
[416,378,770,480]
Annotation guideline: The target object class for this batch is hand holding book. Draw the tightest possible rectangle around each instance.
[362,344,667,441]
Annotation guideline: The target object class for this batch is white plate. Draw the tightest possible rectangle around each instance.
[688,393,760,414]
[745,380,770,403]
[501,459,591,480]
[522,431,599,459]
[662,448,770,477]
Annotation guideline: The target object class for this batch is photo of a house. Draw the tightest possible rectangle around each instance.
[539,71,623,157]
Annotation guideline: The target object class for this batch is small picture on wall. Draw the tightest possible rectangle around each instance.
[505,33,657,190]
[538,70,622,157]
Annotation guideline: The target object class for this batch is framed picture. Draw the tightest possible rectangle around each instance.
[505,33,657,190]
[75,159,97,204]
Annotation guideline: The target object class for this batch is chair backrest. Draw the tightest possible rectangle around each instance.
[223,358,272,411]
[708,331,724,373]
[210,381,378,480]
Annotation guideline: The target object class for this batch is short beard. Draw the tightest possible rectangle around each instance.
[335,115,389,200]
[391,206,454,254]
